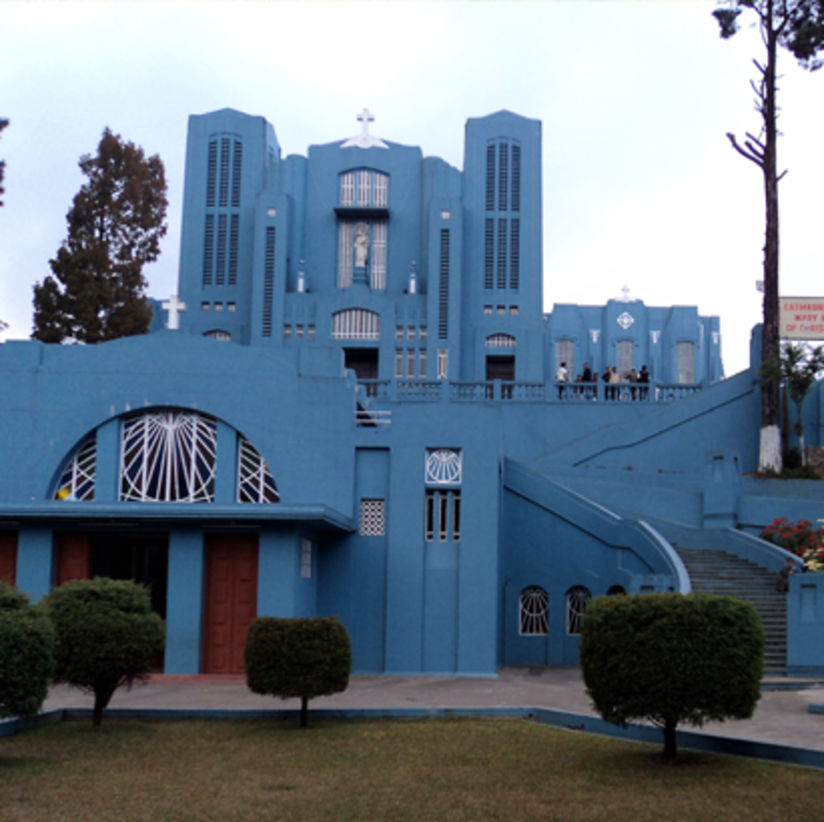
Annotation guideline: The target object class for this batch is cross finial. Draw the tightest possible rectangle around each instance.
[357,108,375,137]
[161,294,187,330]
[620,285,631,302]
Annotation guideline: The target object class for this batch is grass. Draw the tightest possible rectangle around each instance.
[2,717,824,821]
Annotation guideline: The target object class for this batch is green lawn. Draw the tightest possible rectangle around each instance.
[1,717,822,821]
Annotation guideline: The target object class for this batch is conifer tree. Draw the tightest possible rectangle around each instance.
[32,129,167,343]
[713,0,824,472]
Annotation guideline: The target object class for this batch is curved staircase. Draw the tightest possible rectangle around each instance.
[674,546,787,672]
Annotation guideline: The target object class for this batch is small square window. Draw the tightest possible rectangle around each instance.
[484,305,493,315]
[283,325,292,338]
[510,306,519,315]
[308,325,316,340]
[300,537,313,579]
[267,207,277,218]
[395,326,404,340]
[407,326,415,340]
[227,302,237,312]
[497,305,506,315]
[441,210,451,220]
[201,301,210,311]
[296,325,305,339]
[420,327,428,340]
[215,302,224,312]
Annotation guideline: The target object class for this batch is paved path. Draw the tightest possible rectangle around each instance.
[43,667,824,753]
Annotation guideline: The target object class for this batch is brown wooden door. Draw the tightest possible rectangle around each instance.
[56,533,91,585]
[0,532,17,585]
[203,535,258,674]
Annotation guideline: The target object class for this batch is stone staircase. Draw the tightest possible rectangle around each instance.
[674,546,787,672]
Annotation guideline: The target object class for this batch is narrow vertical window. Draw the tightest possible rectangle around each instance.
[566,586,592,635]
[418,349,427,378]
[337,220,354,288]
[438,492,448,541]
[228,214,239,285]
[231,140,242,208]
[438,229,450,339]
[498,143,508,211]
[300,538,313,579]
[216,214,227,285]
[374,173,388,207]
[496,218,507,289]
[437,349,448,380]
[406,349,415,378]
[371,220,387,290]
[202,214,214,286]
[484,219,494,290]
[206,141,218,208]
[485,144,496,211]
[262,226,275,337]
[519,587,548,635]
[395,349,403,378]
[340,172,354,206]
[509,218,520,290]
[357,169,370,206]
[425,490,435,541]
[218,137,230,208]
[360,498,386,536]
[677,341,696,384]
[452,491,461,541]
[511,144,521,212]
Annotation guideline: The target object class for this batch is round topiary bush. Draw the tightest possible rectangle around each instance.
[0,582,55,718]
[580,592,764,759]
[245,616,352,727]
[45,577,165,726]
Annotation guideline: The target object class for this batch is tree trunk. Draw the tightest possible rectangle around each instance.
[92,681,118,727]
[662,718,678,761]
[759,0,782,473]
[300,696,308,728]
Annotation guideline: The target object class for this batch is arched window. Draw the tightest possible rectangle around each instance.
[120,411,218,503]
[237,438,279,503]
[607,584,627,596]
[332,308,380,340]
[566,585,592,635]
[519,586,549,635]
[204,329,231,341]
[486,333,516,348]
[54,436,96,501]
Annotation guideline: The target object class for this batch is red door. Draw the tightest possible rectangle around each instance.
[0,532,17,585]
[203,535,258,674]
[56,533,91,585]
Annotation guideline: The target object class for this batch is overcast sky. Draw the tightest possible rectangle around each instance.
[2,0,822,375]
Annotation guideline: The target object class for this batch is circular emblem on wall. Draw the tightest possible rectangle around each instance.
[425,448,462,485]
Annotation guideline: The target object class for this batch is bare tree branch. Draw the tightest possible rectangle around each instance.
[726,131,765,167]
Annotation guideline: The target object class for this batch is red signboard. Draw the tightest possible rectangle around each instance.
[780,297,824,340]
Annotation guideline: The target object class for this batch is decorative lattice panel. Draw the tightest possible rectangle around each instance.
[519,586,549,636]
[566,586,592,635]
[425,448,462,485]
[360,498,386,536]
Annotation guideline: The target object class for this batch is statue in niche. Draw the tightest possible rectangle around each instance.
[354,223,369,269]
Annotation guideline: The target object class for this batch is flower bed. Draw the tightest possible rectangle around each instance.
[760,518,824,572]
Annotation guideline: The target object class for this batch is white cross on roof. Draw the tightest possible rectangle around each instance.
[341,108,388,150]
[162,294,187,330]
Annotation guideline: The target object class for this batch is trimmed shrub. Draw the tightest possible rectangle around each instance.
[44,577,165,726]
[0,582,55,717]
[580,593,764,759]
[245,617,352,727]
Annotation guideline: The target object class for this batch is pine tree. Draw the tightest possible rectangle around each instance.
[32,129,167,343]
[713,0,824,472]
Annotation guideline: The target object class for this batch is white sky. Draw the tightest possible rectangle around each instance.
[1,0,822,376]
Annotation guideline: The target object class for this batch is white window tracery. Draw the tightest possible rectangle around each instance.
[238,438,279,503]
[120,411,217,503]
[54,436,96,501]
[566,585,592,635]
[519,586,549,635]
[425,448,462,485]
[332,308,380,340]
[486,333,516,348]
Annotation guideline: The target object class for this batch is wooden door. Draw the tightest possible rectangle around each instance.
[56,533,91,585]
[203,535,258,674]
[0,532,17,585]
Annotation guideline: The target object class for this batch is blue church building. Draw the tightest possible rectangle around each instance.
[1,108,823,676]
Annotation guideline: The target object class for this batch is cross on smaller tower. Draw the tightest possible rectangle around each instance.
[620,285,631,302]
[357,108,375,138]
[162,295,187,330]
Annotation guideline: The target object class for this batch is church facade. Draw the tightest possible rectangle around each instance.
[2,108,821,677]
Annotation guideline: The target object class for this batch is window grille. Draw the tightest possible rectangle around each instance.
[120,411,217,503]
[511,144,521,211]
[340,172,354,205]
[374,173,388,206]
[370,219,387,290]
[338,220,354,287]
[300,537,313,578]
[519,586,548,635]
[437,349,448,380]
[206,140,218,208]
[617,340,634,379]
[677,341,696,384]
[218,138,230,208]
[498,143,508,211]
[484,219,494,289]
[231,140,242,208]
[202,214,214,286]
[216,214,227,285]
[406,350,415,378]
[204,329,231,341]
[509,218,520,290]
[262,227,275,336]
[357,169,370,206]
[555,339,575,378]
[497,218,507,289]
[418,350,427,378]
[425,448,462,485]
[424,489,460,541]
[486,333,516,348]
[439,228,450,339]
[360,498,386,536]
[238,437,279,503]
[394,349,403,378]
[332,309,380,340]
[54,436,96,501]
[228,214,239,285]
[566,586,592,635]
[485,144,495,211]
